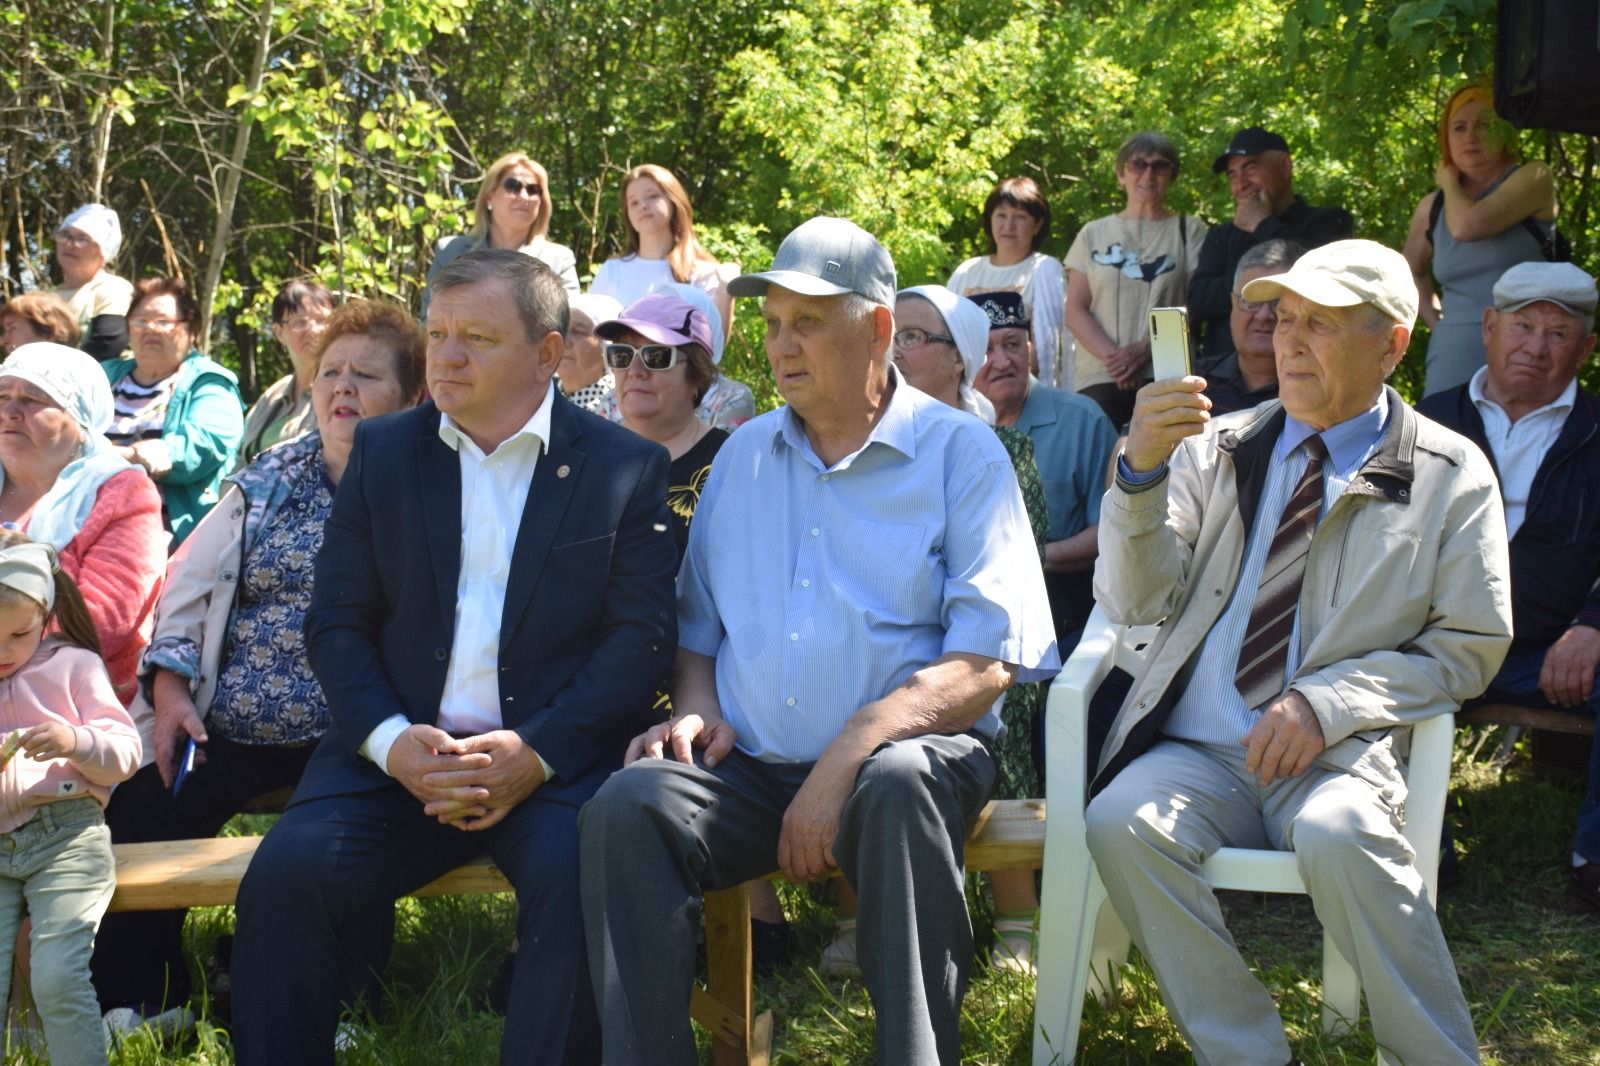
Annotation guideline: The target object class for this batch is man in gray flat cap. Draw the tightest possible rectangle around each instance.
[1087,239,1510,1064]
[579,216,1058,1064]
[1420,260,1600,911]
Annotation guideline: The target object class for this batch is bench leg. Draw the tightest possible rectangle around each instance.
[700,884,755,1066]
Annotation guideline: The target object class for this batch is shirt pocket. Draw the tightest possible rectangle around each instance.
[826,519,932,616]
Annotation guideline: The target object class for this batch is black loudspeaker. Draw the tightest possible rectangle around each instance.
[1496,0,1600,135]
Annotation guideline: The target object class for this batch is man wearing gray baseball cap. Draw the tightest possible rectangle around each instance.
[1420,260,1600,912]
[580,216,1059,1064]
[1082,238,1510,1064]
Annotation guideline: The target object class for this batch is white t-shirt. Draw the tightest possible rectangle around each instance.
[946,252,1068,390]
[56,271,134,331]
[589,255,736,310]
[1064,213,1207,390]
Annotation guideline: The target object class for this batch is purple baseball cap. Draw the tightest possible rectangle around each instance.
[595,292,714,355]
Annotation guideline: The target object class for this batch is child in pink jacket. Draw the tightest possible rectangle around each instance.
[0,534,140,1065]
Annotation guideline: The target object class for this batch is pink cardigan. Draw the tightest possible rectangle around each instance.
[57,470,168,707]
[0,639,141,834]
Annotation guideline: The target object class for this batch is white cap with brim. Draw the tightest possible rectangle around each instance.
[728,216,896,306]
[1241,238,1418,329]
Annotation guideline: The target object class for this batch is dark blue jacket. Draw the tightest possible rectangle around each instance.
[1419,385,1600,653]
[297,393,678,808]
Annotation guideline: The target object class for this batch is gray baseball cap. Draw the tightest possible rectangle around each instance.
[1493,261,1598,316]
[727,216,897,306]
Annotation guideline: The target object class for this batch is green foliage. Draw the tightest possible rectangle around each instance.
[721,0,1036,282]
[1,0,1596,399]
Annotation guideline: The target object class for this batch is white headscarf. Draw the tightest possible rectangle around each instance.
[57,204,123,262]
[0,343,137,550]
[0,541,57,612]
[569,292,623,332]
[896,285,995,423]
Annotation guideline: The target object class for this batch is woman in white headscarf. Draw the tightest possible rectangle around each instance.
[819,286,1053,977]
[0,343,166,704]
[51,204,134,362]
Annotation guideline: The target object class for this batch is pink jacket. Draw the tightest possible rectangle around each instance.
[57,470,168,707]
[0,639,142,834]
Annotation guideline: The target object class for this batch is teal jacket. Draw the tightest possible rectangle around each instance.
[103,351,244,548]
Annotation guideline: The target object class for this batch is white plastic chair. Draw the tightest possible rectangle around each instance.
[1031,606,1454,1066]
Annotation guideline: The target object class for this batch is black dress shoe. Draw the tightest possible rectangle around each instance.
[1571,863,1600,912]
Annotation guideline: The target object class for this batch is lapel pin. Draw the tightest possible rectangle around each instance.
[556,464,571,479]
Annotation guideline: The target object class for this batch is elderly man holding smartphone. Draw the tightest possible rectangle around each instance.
[1085,239,1511,1064]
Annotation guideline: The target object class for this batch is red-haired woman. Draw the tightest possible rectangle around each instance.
[1404,84,1558,396]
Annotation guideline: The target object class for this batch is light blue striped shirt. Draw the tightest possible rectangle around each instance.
[677,367,1061,763]
[1163,394,1390,745]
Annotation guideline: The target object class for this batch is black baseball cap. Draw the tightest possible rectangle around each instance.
[1212,127,1290,174]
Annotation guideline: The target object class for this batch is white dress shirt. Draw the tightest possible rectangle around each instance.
[1468,365,1575,539]
[362,384,555,775]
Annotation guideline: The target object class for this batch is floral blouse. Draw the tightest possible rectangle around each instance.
[207,458,332,744]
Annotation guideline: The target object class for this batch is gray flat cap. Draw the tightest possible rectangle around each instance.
[1493,261,1598,316]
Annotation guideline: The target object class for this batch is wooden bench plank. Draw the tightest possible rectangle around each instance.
[1459,702,1596,736]
[107,798,1048,1066]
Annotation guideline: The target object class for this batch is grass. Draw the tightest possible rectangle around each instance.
[6,729,1597,1064]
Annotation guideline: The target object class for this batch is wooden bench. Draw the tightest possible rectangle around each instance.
[1458,701,1596,736]
[107,796,1047,1066]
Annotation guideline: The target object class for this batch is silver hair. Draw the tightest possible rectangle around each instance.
[1233,239,1306,292]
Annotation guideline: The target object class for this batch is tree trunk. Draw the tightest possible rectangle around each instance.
[198,0,273,349]
[87,0,116,201]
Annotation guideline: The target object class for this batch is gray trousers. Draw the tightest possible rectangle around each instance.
[1084,740,1479,1066]
[579,734,996,1066]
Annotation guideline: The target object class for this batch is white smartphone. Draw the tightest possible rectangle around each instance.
[1148,306,1193,381]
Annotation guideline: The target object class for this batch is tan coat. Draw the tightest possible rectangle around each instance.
[1091,389,1514,805]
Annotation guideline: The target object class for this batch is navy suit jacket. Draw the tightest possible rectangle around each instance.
[297,392,678,808]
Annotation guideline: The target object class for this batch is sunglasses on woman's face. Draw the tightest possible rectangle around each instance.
[500,176,542,197]
[604,343,682,372]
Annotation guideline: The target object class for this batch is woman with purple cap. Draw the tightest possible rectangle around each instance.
[52,204,134,362]
[596,291,727,561]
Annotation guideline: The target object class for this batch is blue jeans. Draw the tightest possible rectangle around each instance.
[1479,645,1600,863]
[0,798,114,1066]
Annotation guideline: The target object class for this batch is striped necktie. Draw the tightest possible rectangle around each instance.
[1234,434,1327,711]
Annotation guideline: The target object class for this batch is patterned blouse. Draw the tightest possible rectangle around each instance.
[206,454,333,744]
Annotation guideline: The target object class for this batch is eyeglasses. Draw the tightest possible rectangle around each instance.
[277,315,327,334]
[128,316,183,332]
[500,177,542,198]
[1125,158,1176,175]
[54,231,94,248]
[892,328,956,351]
[1232,293,1278,314]
[604,342,682,372]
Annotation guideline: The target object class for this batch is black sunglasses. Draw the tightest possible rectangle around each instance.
[500,176,542,197]
[604,343,682,372]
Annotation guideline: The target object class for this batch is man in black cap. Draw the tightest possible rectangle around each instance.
[1188,126,1354,368]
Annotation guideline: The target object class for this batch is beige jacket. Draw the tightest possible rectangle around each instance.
[1091,389,1514,805]
[127,484,248,766]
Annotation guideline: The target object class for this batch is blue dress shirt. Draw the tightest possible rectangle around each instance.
[677,366,1061,764]
[1163,393,1391,745]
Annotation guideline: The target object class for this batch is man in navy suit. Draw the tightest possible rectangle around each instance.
[231,250,678,1065]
